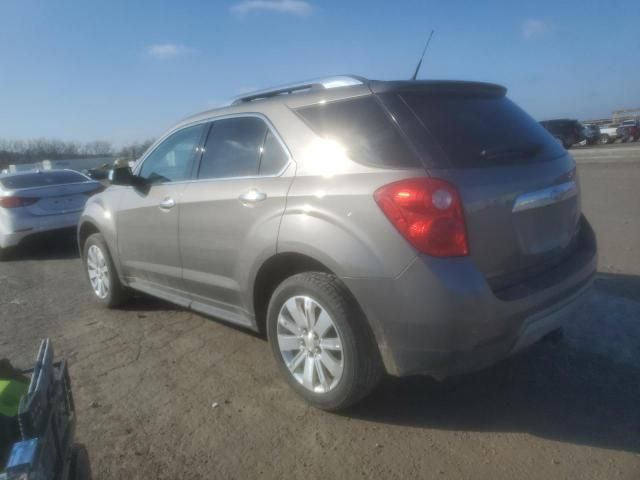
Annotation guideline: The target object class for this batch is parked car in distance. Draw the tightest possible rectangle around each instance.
[598,124,621,144]
[539,119,585,149]
[616,119,640,142]
[78,76,597,410]
[581,123,601,145]
[0,169,104,255]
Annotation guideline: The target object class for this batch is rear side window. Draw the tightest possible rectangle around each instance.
[198,117,267,179]
[295,96,419,168]
[0,170,87,189]
[399,93,565,168]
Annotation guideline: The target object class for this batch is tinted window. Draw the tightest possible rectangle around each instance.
[295,96,419,168]
[259,130,288,175]
[0,170,87,189]
[139,124,204,183]
[198,117,267,179]
[401,93,565,167]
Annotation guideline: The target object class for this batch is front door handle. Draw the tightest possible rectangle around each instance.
[159,197,176,210]
[239,189,267,206]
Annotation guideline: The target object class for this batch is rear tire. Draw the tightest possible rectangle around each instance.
[266,272,383,411]
[599,134,610,145]
[82,233,128,308]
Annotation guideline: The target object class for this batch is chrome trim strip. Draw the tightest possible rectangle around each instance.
[133,112,294,182]
[512,180,578,213]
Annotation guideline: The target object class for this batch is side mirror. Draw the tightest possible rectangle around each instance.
[108,165,135,185]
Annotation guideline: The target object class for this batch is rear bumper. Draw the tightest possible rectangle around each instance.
[0,211,82,248]
[342,217,597,378]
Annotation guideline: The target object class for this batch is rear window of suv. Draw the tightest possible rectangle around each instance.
[399,93,566,168]
[0,170,88,189]
[295,96,420,168]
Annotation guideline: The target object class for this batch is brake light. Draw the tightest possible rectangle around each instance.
[374,177,469,257]
[0,196,39,209]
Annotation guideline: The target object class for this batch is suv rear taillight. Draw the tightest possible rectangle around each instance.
[374,177,469,257]
[0,196,39,209]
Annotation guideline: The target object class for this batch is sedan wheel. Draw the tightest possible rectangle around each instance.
[276,295,344,393]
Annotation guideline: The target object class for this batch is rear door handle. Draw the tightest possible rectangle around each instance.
[159,197,176,210]
[239,189,267,206]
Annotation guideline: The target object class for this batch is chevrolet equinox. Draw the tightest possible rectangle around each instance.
[78,76,597,410]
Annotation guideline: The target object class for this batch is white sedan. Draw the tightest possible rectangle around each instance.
[0,169,104,253]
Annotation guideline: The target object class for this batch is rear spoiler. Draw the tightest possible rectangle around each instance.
[369,80,507,97]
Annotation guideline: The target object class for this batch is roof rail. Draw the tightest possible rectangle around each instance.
[231,75,367,105]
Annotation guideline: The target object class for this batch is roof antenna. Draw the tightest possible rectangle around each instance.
[411,30,434,81]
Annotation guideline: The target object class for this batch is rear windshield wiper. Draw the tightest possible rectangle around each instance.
[479,142,543,160]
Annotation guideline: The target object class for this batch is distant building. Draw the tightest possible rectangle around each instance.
[612,108,640,123]
[583,108,640,126]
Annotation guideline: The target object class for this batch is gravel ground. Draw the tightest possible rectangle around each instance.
[1,143,639,479]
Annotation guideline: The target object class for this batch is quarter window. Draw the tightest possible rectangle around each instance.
[138,124,205,183]
[295,96,419,168]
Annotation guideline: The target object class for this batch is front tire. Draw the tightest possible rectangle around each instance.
[266,272,383,411]
[82,233,128,308]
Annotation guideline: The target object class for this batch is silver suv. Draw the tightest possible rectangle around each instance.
[79,76,597,410]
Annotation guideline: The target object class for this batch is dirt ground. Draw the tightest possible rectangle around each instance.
[1,144,639,479]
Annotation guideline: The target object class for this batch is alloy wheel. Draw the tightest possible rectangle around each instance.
[87,244,110,299]
[276,295,344,393]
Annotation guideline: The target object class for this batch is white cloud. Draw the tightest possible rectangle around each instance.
[522,19,551,40]
[147,43,192,59]
[230,0,312,16]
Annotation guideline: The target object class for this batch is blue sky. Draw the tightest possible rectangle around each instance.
[1,0,638,146]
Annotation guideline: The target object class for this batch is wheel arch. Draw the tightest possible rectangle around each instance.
[251,250,394,374]
[77,220,100,257]
[77,217,126,284]
[252,252,333,335]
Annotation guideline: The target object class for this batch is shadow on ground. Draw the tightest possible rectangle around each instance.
[350,272,640,454]
[1,229,79,261]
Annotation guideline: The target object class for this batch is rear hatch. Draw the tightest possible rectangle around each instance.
[375,82,581,289]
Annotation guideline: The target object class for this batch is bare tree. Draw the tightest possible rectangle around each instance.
[0,137,118,168]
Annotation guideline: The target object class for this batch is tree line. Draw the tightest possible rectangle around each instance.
[0,138,155,168]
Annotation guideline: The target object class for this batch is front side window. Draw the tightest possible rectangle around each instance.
[138,124,205,183]
[198,117,268,179]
